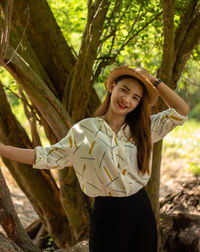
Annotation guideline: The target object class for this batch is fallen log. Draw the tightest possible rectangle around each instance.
[160,176,200,252]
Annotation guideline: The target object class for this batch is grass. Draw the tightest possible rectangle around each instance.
[162,119,200,176]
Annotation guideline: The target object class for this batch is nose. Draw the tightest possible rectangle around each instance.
[122,95,131,105]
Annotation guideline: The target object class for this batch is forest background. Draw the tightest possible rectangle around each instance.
[0,0,200,251]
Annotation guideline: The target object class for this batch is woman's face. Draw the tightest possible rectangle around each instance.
[108,78,144,117]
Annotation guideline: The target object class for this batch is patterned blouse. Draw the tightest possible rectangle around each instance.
[33,108,187,197]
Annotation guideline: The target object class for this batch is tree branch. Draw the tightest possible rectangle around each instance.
[4,44,73,138]
[93,0,124,73]
[172,8,200,87]
[18,87,42,147]
[160,0,175,84]
[0,233,23,252]
[100,0,123,43]
[66,0,111,121]
[182,76,200,87]
[1,2,30,67]
[174,0,199,62]
[87,0,94,26]
[0,0,77,98]
[0,82,40,121]
[114,10,162,56]
[93,10,162,82]
[0,167,41,252]
[0,0,13,63]
[92,57,112,85]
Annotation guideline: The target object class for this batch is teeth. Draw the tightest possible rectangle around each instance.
[118,101,127,108]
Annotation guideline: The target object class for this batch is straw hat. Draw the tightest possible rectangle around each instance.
[105,66,159,105]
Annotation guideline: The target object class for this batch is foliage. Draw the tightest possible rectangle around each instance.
[0,0,199,141]
[47,0,87,52]
[188,162,200,176]
[0,67,19,106]
[0,0,200,248]
[48,0,163,74]
[47,0,200,111]
[0,68,30,130]
[43,234,58,252]
[0,67,49,145]
[176,57,200,120]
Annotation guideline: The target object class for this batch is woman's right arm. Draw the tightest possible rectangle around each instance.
[0,143,36,165]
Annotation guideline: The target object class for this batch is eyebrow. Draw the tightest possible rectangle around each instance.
[122,85,142,99]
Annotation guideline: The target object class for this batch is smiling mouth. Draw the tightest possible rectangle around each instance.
[117,101,128,109]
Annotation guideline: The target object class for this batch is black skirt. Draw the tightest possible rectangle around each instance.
[89,187,157,252]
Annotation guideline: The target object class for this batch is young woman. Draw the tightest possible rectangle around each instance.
[0,66,189,252]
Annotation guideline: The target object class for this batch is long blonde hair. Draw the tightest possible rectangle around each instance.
[94,76,152,175]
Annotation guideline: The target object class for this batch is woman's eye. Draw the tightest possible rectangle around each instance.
[121,88,127,92]
[133,96,138,101]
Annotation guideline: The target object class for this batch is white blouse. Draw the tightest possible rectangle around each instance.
[33,108,187,197]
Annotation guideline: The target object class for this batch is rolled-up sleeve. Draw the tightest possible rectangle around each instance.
[151,108,188,143]
[33,129,73,170]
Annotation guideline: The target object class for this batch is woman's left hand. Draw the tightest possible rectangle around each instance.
[148,74,158,84]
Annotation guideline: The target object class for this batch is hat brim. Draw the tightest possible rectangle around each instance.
[105,66,158,106]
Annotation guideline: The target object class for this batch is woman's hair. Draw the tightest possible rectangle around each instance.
[94,75,152,175]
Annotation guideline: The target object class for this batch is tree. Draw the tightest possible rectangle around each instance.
[0,0,200,249]
[0,167,40,251]
[146,0,200,222]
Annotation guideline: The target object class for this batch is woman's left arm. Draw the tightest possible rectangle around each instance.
[150,77,190,116]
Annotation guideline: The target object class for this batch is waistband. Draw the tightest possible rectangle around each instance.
[93,187,148,212]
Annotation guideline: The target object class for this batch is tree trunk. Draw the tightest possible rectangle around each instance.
[0,83,73,248]
[146,140,163,220]
[65,0,111,121]
[0,233,23,252]
[146,2,200,250]
[146,140,163,248]
[1,0,200,249]
[1,0,76,98]
[0,168,40,251]
[0,1,96,244]
[59,168,92,242]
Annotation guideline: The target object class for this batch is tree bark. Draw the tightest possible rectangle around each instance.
[146,140,163,220]
[18,87,42,147]
[147,0,175,227]
[0,83,73,248]
[160,0,175,84]
[146,140,163,248]
[58,0,111,242]
[1,0,76,99]
[174,0,199,62]
[0,1,98,244]
[1,0,200,249]
[0,233,23,252]
[3,44,72,139]
[147,2,200,250]
[0,168,41,252]
[172,9,200,87]
[59,168,92,242]
[65,0,111,121]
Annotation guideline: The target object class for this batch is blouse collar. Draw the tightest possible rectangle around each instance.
[95,117,132,141]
